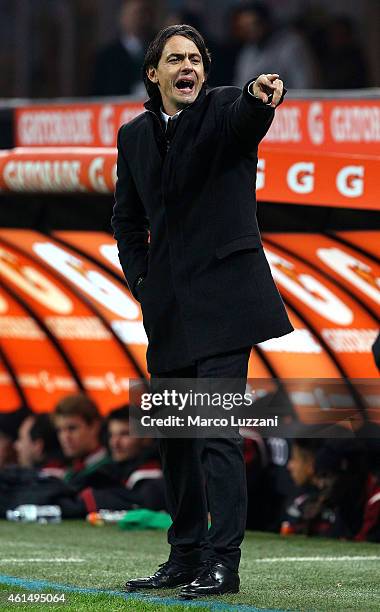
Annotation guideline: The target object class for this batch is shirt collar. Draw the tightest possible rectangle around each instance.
[120,34,143,57]
[160,107,183,126]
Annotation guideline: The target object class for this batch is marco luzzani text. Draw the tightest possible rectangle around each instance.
[139,390,279,429]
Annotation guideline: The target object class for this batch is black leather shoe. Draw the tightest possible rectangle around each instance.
[179,562,240,598]
[125,560,198,591]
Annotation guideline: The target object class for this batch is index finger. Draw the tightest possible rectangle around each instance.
[271,79,283,107]
[259,74,281,91]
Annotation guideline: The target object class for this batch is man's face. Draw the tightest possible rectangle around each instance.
[14,416,41,468]
[54,415,99,459]
[108,419,143,462]
[287,445,315,487]
[147,35,206,115]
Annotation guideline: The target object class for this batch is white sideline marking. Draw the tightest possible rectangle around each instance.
[255,556,380,562]
[2,555,379,564]
[0,558,84,563]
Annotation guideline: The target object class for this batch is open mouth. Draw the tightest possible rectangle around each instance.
[175,78,195,94]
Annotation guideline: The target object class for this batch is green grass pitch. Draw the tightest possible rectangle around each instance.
[0,521,379,611]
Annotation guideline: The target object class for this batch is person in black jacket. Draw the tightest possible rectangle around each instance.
[14,413,64,475]
[90,0,155,97]
[112,24,293,598]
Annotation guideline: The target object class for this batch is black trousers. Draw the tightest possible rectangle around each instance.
[152,345,251,572]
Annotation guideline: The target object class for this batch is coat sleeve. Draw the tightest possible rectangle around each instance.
[222,80,285,152]
[111,125,150,299]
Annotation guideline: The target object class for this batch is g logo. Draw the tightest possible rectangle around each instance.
[308,102,324,145]
[99,105,115,146]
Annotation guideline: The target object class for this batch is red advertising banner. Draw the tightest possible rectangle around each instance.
[15,101,144,148]
[0,147,116,194]
[14,98,380,156]
[1,147,379,210]
[256,149,379,210]
[264,99,380,155]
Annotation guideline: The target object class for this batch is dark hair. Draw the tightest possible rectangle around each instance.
[107,405,130,423]
[54,393,100,425]
[30,414,61,457]
[0,406,31,441]
[330,15,355,33]
[315,439,367,476]
[142,24,211,99]
[293,438,323,456]
[229,1,272,23]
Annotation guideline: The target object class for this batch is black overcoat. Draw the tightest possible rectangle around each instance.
[111,81,293,373]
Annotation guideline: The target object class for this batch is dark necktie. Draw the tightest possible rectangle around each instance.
[165,115,179,150]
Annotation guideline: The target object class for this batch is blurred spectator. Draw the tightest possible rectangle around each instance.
[354,474,380,542]
[14,413,64,475]
[207,3,258,87]
[233,2,317,89]
[90,0,157,97]
[282,439,380,541]
[107,404,154,462]
[77,405,165,514]
[164,5,204,32]
[287,438,321,488]
[313,439,379,540]
[282,438,322,534]
[54,393,110,487]
[319,16,369,89]
[0,407,30,468]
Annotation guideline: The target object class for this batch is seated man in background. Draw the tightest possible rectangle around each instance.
[313,440,380,542]
[14,413,65,476]
[53,393,110,489]
[282,438,322,535]
[78,405,165,514]
[283,438,380,541]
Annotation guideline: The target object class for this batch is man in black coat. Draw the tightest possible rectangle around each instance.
[111,24,293,598]
[90,0,154,97]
